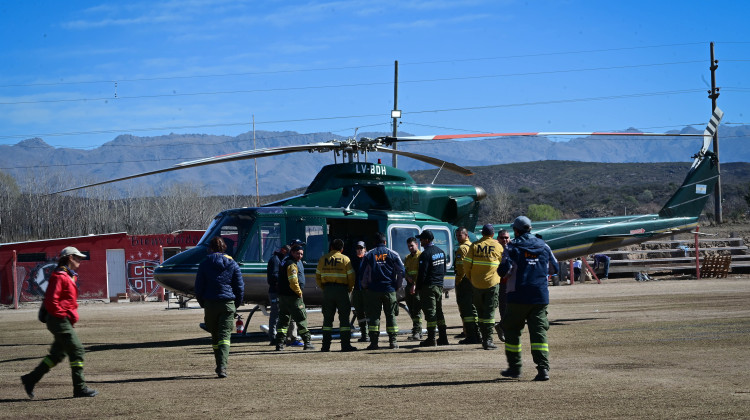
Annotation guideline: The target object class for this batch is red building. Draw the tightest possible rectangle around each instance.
[0,231,204,305]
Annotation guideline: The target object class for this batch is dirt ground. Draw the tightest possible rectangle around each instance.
[2,275,749,419]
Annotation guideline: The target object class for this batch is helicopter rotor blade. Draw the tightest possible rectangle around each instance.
[373,145,473,176]
[51,141,340,194]
[383,130,706,144]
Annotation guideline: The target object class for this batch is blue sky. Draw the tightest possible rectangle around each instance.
[1,0,748,151]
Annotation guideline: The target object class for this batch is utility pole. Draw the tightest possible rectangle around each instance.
[392,60,399,168]
[253,115,260,207]
[708,42,721,223]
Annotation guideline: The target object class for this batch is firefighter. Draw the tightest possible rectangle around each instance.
[21,246,98,398]
[403,237,423,341]
[500,216,559,381]
[195,236,245,378]
[316,238,357,352]
[361,232,405,349]
[274,245,315,351]
[416,230,449,347]
[455,227,480,344]
[464,224,503,350]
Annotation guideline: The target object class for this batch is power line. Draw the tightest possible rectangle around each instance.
[0,42,709,89]
[0,61,706,106]
[0,89,708,143]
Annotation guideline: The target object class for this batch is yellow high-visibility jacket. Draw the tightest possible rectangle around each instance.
[464,235,503,289]
[404,250,421,284]
[454,239,472,285]
[315,250,355,292]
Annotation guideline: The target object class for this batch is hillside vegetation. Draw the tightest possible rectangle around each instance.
[1,161,748,243]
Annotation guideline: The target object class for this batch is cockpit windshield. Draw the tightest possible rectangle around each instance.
[198,213,255,258]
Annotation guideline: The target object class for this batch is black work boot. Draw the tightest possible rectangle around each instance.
[215,366,227,378]
[482,334,497,350]
[366,332,380,350]
[73,387,98,398]
[419,327,437,347]
[388,333,399,349]
[437,326,449,345]
[407,326,422,341]
[303,334,315,351]
[501,366,522,379]
[21,374,36,399]
[321,332,331,352]
[340,332,357,352]
[534,367,550,381]
[275,337,285,351]
[458,322,479,344]
[357,322,369,342]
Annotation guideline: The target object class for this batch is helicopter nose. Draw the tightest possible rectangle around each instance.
[475,186,487,201]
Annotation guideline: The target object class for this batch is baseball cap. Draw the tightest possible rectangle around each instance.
[355,241,366,249]
[481,224,494,236]
[60,246,86,259]
[288,239,306,246]
[416,230,434,241]
[512,216,532,232]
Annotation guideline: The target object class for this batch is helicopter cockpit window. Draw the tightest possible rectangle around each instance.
[198,213,253,259]
[389,225,420,260]
[243,221,282,262]
[429,228,453,269]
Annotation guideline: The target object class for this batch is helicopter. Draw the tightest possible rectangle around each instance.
[54,108,723,309]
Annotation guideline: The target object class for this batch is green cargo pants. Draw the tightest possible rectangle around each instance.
[418,285,446,328]
[322,283,353,342]
[203,299,236,369]
[472,284,499,339]
[26,316,88,392]
[502,303,550,370]
[365,290,399,334]
[275,294,311,342]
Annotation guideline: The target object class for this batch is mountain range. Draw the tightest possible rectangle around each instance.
[2,124,749,196]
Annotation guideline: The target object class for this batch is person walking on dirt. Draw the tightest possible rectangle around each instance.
[195,236,245,378]
[21,246,98,398]
[500,216,559,381]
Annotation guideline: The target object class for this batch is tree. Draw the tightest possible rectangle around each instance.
[527,204,562,221]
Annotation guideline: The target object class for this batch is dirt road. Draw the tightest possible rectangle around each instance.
[2,276,749,419]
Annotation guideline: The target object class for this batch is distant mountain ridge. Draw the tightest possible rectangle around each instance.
[2,124,749,196]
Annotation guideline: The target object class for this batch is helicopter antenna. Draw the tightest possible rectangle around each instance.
[431,162,446,184]
[343,188,362,215]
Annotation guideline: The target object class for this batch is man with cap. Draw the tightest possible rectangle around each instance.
[316,238,357,352]
[266,244,290,345]
[416,229,449,347]
[454,227,480,345]
[495,229,512,342]
[350,240,369,342]
[500,216,559,381]
[361,232,404,349]
[274,244,315,351]
[22,246,98,398]
[464,224,503,350]
[403,236,424,341]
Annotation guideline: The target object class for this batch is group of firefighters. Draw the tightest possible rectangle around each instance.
[20,216,558,399]
[297,215,559,382]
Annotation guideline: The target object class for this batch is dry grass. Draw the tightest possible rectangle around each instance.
[2,276,750,419]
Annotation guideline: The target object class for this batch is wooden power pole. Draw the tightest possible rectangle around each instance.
[708,42,721,223]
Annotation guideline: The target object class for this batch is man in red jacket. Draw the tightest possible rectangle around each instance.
[21,246,98,398]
